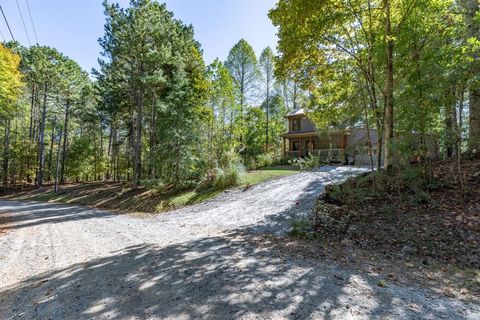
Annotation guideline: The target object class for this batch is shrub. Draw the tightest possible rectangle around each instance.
[289,154,322,171]
[141,179,165,190]
[256,153,275,168]
[243,152,286,170]
[197,163,243,191]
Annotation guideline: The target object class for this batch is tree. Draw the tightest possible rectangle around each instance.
[206,59,237,167]
[57,59,90,183]
[225,39,258,142]
[24,46,65,187]
[259,47,276,151]
[98,0,209,188]
[270,0,454,168]
[0,44,23,187]
[463,0,480,152]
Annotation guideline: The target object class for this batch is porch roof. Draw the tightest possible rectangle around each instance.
[282,131,319,139]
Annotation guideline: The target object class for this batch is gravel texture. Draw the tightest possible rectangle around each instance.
[0,166,479,319]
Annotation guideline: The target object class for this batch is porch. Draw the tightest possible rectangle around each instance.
[282,131,348,163]
[285,149,346,163]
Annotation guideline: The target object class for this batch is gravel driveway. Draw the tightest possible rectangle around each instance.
[0,166,478,319]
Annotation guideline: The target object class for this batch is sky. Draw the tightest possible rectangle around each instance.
[0,0,278,73]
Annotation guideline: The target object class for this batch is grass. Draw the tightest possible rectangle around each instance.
[239,165,298,186]
[0,165,299,215]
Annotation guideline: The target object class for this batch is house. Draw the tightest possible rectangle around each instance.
[282,108,438,165]
[282,108,350,163]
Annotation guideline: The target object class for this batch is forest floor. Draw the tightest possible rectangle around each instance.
[0,165,298,214]
[307,157,480,303]
[0,166,479,319]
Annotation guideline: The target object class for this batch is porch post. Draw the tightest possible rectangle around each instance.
[283,138,286,157]
[299,138,303,158]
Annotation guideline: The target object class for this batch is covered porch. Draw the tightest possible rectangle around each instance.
[282,132,348,163]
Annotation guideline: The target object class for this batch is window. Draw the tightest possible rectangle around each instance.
[292,118,301,131]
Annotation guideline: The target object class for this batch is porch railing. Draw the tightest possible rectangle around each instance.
[286,148,346,163]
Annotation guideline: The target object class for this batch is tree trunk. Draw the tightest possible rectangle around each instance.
[54,128,63,193]
[458,89,465,188]
[99,122,104,179]
[149,96,157,178]
[37,83,48,187]
[383,0,394,169]
[2,120,11,188]
[29,85,35,141]
[60,102,70,184]
[445,88,457,158]
[466,0,480,151]
[48,123,55,181]
[265,81,270,152]
[133,92,143,189]
[27,85,37,183]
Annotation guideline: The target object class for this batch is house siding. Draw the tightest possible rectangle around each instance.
[288,117,317,133]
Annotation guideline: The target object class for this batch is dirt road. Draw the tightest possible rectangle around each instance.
[0,167,478,319]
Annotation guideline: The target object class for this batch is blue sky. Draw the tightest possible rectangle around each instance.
[0,0,278,72]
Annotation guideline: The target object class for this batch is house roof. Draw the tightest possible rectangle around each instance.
[285,108,305,118]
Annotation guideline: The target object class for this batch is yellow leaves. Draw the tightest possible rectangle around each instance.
[466,36,480,49]
[0,44,23,118]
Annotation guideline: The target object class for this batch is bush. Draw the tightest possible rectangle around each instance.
[289,154,322,171]
[197,164,243,191]
[243,152,285,170]
[141,179,165,190]
[321,164,436,207]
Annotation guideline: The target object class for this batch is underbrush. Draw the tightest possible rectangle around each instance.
[288,154,323,171]
[309,159,480,269]
[196,164,243,191]
[324,165,437,206]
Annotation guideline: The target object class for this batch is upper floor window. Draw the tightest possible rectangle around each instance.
[292,118,301,131]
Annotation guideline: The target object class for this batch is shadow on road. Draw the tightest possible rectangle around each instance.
[0,201,117,230]
[1,230,473,319]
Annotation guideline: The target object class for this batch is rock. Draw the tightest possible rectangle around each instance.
[401,245,415,256]
[456,215,463,221]
[334,273,345,281]
[341,239,353,246]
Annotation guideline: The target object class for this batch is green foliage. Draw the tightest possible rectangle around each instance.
[270,0,473,166]
[197,163,242,191]
[225,39,259,111]
[324,164,436,207]
[66,136,94,181]
[289,154,322,171]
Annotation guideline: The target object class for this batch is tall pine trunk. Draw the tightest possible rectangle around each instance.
[445,88,457,158]
[133,92,143,189]
[466,0,480,151]
[149,96,157,178]
[48,123,55,181]
[383,0,394,169]
[54,128,63,193]
[37,83,48,187]
[2,120,11,188]
[265,81,270,152]
[60,102,70,184]
[29,85,35,141]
